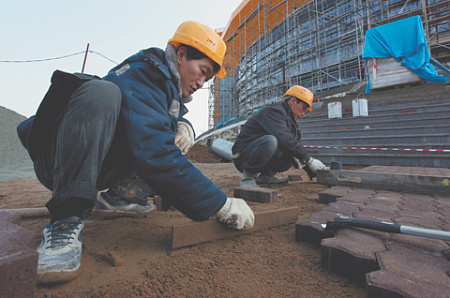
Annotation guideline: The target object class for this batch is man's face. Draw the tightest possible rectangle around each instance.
[287,97,308,120]
[177,47,214,98]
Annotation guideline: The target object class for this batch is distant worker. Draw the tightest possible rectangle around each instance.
[232,85,326,187]
[17,21,254,284]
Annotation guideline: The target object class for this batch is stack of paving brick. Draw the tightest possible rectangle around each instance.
[296,186,450,297]
[0,211,38,297]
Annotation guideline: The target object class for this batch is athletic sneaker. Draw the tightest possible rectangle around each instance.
[240,178,259,188]
[93,192,154,217]
[256,174,288,184]
[36,216,84,285]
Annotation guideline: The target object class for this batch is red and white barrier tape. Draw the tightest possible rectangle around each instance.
[305,145,450,152]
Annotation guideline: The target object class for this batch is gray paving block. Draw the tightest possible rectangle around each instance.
[233,187,278,203]
[0,212,38,298]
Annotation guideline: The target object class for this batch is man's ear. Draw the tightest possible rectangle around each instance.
[177,46,187,64]
[287,96,296,107]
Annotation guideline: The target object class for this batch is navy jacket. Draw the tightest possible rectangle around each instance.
[18,48,226,221]
[232,101,311,165]
[103,48,227,220]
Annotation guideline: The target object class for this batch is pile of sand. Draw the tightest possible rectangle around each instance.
[0,106,35,181]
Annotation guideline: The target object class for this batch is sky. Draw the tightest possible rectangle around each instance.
[0,0,242,134]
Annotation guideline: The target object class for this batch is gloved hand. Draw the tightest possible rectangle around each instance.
[216,197,255,230]
[302,157,326,179]
[306,157,326,172]
[175,121,194,155]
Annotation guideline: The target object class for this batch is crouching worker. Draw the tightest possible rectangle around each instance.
[17,21,254,285]
[232,85,326,187]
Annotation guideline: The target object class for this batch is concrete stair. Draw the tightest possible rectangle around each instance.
[298,83,450,168]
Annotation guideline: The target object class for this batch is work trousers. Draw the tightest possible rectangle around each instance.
[34,80,136,222]
[233,135,293,175]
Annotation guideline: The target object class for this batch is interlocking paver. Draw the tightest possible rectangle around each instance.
[295,166,450,297]
[0,211,38,297]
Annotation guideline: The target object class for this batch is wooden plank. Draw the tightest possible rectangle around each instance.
[317,169,450,195]
[171,207,299,249]
[0,207,50,218]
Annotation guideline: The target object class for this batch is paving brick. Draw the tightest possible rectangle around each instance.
[387,234,449,253]
[336,193,371,204]
[295,210,337,247]
[153,195,174,211]
[321,229,387,283]
[0,211,38,298]
[0,211,21,225]
[395,215,442,228]
[233,187,278,203]
[368,194,403,207]
[287,175,302,182]
[318,187,347,203]
[367,244,450,297]
[360,203,400,214]
[321,201,362,215]
[307,167,450,295]
[354,211,395,223]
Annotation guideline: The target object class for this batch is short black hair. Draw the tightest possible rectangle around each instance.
[284,96,301,104]
[180,44,221,74]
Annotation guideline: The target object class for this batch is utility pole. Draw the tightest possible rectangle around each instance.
[81,43,90,73]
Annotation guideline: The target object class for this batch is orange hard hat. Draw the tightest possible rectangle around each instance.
[168,21,227,79]
[284,85,314,111]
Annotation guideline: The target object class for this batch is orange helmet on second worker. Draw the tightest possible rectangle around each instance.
[168,21,227,79]
[284,85,314,111]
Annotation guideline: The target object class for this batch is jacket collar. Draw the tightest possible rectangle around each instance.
[165,45,193,104]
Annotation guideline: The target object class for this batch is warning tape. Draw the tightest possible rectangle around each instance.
[305,145,450,152]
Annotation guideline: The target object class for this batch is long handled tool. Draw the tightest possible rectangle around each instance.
[321,215,450,241]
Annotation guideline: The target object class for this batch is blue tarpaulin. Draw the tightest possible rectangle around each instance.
[363,16,448,92]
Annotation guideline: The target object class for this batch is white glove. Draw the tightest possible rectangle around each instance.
[175,121,194,155]
[305,157,326,173]
[216,197,255,230]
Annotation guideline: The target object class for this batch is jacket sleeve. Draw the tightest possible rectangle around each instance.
[105,63,226,221]
[258,107,310,164]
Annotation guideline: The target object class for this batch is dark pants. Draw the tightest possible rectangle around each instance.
[233,135,293,175]
[33,80,136,222]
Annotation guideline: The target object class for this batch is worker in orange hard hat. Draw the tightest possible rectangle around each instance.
[232,85,326,187]
[17,21,254,285]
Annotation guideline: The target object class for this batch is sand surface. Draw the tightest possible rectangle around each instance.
[0,143,366,297]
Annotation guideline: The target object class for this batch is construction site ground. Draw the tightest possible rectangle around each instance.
[1,144,449,297]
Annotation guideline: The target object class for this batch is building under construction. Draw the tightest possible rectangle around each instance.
[208,0,450,128]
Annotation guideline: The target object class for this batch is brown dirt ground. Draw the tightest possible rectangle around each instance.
[0,145,366,297]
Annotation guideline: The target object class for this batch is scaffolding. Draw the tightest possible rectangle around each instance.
[209,0,450,129]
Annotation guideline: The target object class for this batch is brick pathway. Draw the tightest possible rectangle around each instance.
[296,166,450,297]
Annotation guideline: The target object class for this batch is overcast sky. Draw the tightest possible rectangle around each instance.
[0,0,242,134]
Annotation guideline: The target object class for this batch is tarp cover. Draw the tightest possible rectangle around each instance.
[363,16,448,88]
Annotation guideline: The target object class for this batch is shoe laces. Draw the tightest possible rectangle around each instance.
[44,220,81,249]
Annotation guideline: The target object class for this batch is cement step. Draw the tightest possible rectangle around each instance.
[302,133,450,146]
[307,152,450,167]
[302,124,449,138]
[299,115,450,131]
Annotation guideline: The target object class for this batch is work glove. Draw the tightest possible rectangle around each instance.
[302,157,326,179]
[216,197,255,230]
[175,121,194,155]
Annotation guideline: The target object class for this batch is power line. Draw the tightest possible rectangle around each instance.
[0,49,119,65]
